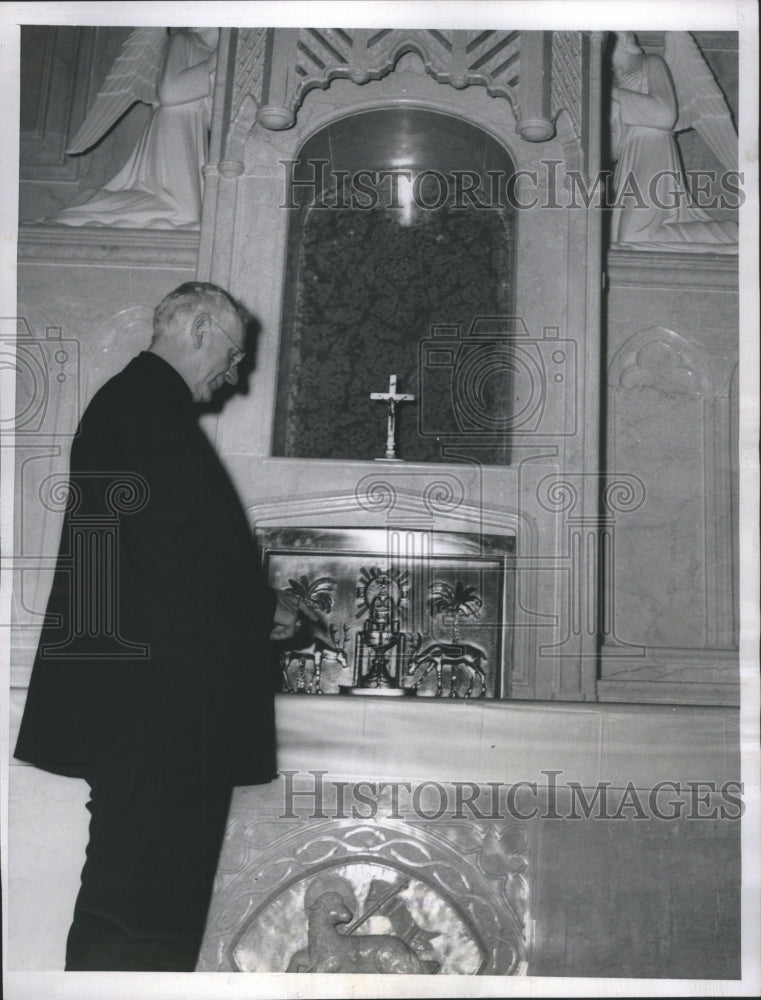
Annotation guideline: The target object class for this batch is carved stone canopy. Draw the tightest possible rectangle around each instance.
[229,28,578,144]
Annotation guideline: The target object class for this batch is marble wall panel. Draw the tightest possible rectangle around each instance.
[530,787,741,979]
[604,250,739,701]
[608,332,708,648]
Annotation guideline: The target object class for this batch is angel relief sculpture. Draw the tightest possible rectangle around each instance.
[46,27,218,229]
[610,31,739,252]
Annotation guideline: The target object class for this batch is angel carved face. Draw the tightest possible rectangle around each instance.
[612,31,643,75]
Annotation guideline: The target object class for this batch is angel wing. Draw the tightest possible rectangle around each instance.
[67,27,168,155]
[663,31,737,172]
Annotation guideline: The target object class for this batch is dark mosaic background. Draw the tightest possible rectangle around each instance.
[275,205,513,464]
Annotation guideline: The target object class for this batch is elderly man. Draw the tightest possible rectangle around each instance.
[15,282,314,971]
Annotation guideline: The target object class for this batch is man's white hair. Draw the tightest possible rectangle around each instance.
[152,281,241,340]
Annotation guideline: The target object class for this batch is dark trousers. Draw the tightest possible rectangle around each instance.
[65,766,233,971]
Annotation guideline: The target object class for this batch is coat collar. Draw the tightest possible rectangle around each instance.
[131,351,195,413]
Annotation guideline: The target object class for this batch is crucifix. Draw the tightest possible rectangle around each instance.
[370,374,416,461]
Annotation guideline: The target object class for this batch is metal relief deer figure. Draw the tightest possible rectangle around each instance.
[406,581,488,698]
[281,623,351,694]
[279,576,351,694]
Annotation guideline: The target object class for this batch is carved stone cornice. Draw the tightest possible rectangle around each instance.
[606,246,739,291]
[597,679,740,706]
[636,30,739,54]
[17,224,200,268]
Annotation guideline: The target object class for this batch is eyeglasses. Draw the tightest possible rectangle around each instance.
[209,315,245,381]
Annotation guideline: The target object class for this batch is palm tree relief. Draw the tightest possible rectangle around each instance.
[407,581,488,698]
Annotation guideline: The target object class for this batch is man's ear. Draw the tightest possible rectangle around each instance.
[190,312,211,349]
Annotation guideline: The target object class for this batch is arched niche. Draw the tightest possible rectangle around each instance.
[272,107,518,464]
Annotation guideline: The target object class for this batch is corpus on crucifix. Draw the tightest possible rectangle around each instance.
[370,374,416,461]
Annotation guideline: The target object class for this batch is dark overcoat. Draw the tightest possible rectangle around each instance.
[15,352,277,783]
